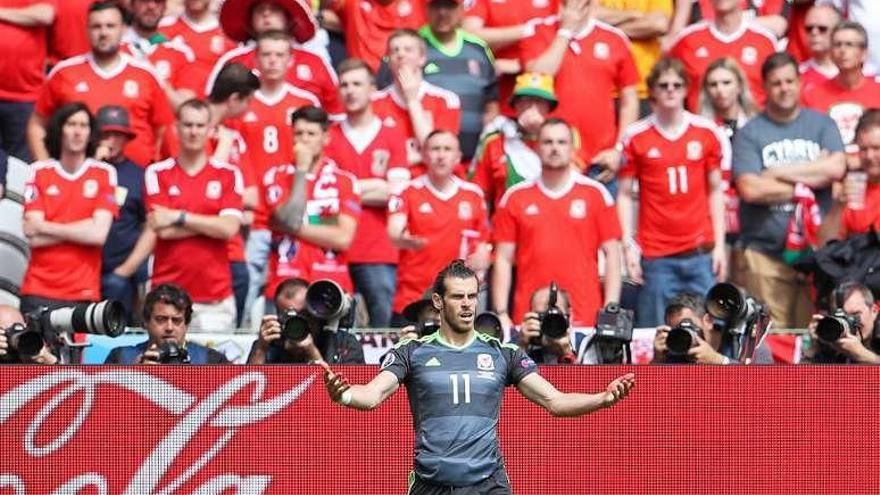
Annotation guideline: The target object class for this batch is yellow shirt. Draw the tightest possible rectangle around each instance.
[599,0,674,98]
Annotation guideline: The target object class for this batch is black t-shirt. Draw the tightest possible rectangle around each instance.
[264,330,365,364]
[102,158,145,273]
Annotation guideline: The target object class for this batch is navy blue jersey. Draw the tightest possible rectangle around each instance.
[381,331,537,486]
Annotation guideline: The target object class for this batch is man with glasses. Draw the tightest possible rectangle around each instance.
[816,0,880,75]
[802,21,880,165]
[798,4,842,92]
[617,57,729,327]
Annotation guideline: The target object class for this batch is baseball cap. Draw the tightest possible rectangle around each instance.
[95,105,136,139]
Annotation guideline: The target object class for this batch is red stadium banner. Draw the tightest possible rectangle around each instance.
[1,366,878,494]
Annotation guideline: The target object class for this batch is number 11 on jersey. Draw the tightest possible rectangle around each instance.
[450,373,471,405]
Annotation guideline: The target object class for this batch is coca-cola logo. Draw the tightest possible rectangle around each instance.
[0,370,315,494]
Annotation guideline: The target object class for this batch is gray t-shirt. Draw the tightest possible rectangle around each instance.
[732,109,844,255]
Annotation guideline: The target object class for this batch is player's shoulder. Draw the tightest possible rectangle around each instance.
[475,332,520,352]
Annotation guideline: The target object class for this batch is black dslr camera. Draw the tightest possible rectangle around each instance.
[157,341,190,364]
[665,318,704,363]
[417,320,440,337]
[538,282,569,339]
[3,322,45,357]
[816,309,862,343]
[278,309,311,343]
[595,302,634,343]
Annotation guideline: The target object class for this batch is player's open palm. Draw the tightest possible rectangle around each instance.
[603,373,635,408]
[320,362,351,404]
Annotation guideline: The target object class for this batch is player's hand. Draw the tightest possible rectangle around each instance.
[602,373,635,408]
[148,205,180,230]
[138,343,162,365]
[652,325,669,362]
[687,335,725,365]
[320,361,351,405]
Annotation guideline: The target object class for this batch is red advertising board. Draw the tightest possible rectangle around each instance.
[1,366,878,494]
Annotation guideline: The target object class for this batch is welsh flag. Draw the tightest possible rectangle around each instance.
[782,183,822,265]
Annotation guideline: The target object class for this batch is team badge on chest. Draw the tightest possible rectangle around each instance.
[686,141,703,161]
[741,46,758,66]
[458,201,473,220]
[211,35,225,54]
[593,42,609,60]
[206,180,222,199]
[569,199,586,219]
[83,179,98,198]
[477,353,494,371]
[123,80,140,98]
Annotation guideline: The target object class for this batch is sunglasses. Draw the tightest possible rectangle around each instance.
[805,24,830,34]
[656,82,684,91]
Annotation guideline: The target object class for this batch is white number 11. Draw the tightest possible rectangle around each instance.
[450,373,471,405]
[666,165,688,194]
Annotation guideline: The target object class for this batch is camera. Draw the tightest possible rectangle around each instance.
[29,300,127,337]
[278,309,311,342]
[595,302,634,343]
[816,309,862,343]
[304,280,356,332]
[706,283,763,327]
[4,322,45,357]
[157,341,190,364]
[538,282,569,339]
[666,318,704,362]
[417,320,440,337]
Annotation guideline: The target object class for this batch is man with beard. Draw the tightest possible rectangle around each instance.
[322,259,635,494]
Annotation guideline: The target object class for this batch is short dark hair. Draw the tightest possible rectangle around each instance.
[274,277,310,304]
[832,281,875,309]
[538,117,573,141]
[208,63,260,104]
[88,0,125,17]
[831,20,868,47]
[424,128,457,145]
[646,57,690,90]
[761,52,799,82]
[431,259,479,297]
[336,57,375,82]
[664,292,707,325]
[44,102,98,160]
[143,284,193,325]
[290,105,330,131]
[856,109,880,138]
[176,98,211,120]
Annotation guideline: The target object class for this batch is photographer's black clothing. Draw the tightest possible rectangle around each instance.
[804,339,880,364]
[264,330,365,364]
[408,467,512,495]
[104,341,229,364]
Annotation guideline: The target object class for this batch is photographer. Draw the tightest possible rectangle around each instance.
[0,305,58,365]
[247,278,365,365]
[400,298,440,341]
[804,281,880,364]
[104,284,229,365]
[516,285,581,364]
[653,292,773,364]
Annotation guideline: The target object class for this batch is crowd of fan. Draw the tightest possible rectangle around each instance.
[0,0,879,365]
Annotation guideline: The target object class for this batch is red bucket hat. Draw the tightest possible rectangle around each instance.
[219,0,317,43]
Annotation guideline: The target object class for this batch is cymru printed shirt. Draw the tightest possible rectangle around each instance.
[381,332,537,486]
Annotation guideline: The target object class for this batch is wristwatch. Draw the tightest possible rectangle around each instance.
[174,211,187,227]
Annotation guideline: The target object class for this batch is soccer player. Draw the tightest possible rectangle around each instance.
[28,1,175,168]
[262,105,361,302]
[667,0,778,111]
[20,103,118,314]
[144,99,245,330]
[388,130,490,325]
[325,58,408,328]
[492,118,623,329]
[371,29,462,167]
[322,260,636,494]
[617,57,728,327]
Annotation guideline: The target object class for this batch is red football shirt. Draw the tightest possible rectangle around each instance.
[48,0,89,63]
[619,113,729,257]
[331,0,427,71]
[160,13,236,98]
[122,39,196,91]
[263,158,362,297]
[0,0,58,101]
[520,17,640,163]
[493,173,622,326]
[801,76,880,152]
[206,43,343,117]
[799,59,837,94]
[388,176,489,312]
[36,54,176,167]
[234,84,320,230]
[325,118,408,265]
[371,82,462,160]
[465,0,559,111]
[144,158,244,302]
[841,182,880,237]
[203,126,251,264]
[22,158,118,301]
[668,20,778,110]
[696,0,787,20]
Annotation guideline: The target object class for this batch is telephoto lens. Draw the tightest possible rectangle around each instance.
[47,300,126,336]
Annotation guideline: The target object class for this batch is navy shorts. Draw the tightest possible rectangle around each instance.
[407,468,512,495]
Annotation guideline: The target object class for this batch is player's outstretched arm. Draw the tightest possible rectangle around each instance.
[321,362,400,411]
[516,372,635,417]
